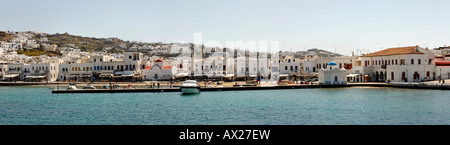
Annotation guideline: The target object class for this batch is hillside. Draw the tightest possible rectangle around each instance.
[44,32,133,53]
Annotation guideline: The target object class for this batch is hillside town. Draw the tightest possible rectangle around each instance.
[1,31,450,85]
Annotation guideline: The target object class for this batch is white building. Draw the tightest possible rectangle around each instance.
[359,46,435,82]
[5,63,24,81]
[23,63,59,82]
[279,57,301,80]
[142,59,173,81]
[58,63,94,82]
[0,64,7,80]
[434,54,450,80]
[318,61,347,85]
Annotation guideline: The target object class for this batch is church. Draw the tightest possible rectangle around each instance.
[142,59,173,81]
[318,61,347,85]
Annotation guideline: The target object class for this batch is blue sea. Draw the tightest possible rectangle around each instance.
[1,86,450,125]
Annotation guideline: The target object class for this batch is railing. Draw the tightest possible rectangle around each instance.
[381,65,386,69]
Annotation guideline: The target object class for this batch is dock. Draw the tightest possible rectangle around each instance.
[51,83,390,93]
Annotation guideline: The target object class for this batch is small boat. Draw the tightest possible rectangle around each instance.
[180,80,200,94]
[67,83,78,90]
[83,84,95,89]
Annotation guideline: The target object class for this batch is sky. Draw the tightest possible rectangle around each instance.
[2,0,450,55]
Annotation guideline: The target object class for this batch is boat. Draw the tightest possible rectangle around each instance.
[180,80,200,94]
[66,83,78,90]
[83,84,95,89]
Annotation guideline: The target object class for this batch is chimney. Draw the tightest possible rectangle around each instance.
[416,45,419,52]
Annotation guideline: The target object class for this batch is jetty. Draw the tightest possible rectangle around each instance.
[51,83,389,93]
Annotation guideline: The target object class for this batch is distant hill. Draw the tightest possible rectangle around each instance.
[0,32,14,42]
[44,32,132,53]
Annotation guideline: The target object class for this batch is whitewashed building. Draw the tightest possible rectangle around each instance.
[359,46,435,82]
[142,59,173,81]
[318,61,347,85]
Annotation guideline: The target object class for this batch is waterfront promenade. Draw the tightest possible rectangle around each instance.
[3,80,450,93]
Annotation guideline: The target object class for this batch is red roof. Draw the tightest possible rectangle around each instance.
[361,46,423,57]
[162,65,172,69]
[145,66,151,69]
[445,53,450,57]
[155,59,163,62]
[435,55,445,58]
[435,61,450,66]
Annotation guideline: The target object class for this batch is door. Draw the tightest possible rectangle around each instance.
[401,72,405,80]
[391,72,394,80]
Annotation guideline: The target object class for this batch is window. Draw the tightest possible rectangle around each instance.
[290,66,293,71]
[129,56,132,59]
[295,66,298,70]
[334,76,338,82]
[418,59,421,65]
[395,59,398,65]
[411,59,414,65]
[285,66,288,70]
[400,59,405,65]
[94,58,96,62]
[100,58,102,62]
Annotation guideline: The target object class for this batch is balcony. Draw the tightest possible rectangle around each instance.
[381,65,386,69]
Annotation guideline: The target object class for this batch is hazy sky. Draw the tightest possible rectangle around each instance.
[2,0,450,55]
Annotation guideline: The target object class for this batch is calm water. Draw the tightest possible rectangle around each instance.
[1,86,450,125]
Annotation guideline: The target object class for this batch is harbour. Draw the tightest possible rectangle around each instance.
[49,82,450,93]
[2,86,450,125]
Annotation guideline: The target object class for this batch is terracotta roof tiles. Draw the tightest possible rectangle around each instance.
[361,46,423,57]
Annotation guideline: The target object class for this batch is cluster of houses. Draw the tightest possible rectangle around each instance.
[2,31,450,84]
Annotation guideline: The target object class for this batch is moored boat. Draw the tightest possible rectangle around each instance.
[180,80,200,94]
[67,83,78,90]
[83,84,95,89]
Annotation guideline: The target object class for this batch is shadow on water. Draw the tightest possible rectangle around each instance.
[180,93,200,97]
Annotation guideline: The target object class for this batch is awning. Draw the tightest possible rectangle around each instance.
[175,73,189,77]
[100,72,113,77]
[214,74,224,77]
[81,74,91,78]
[25,75,46,79]
[122,71,135,77]
[224,74,235,78]
[279,74,289,77]
[4,74,19,78]
[347,74,360,77]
